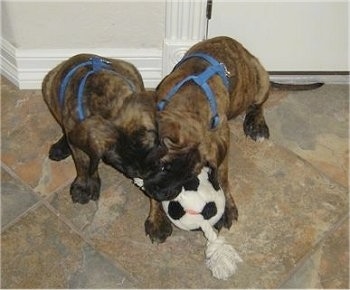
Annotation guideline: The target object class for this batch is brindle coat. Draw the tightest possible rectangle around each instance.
[143,36,271,243]
[42,54,158,204]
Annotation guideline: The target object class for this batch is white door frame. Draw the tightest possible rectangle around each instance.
[162,0,208,76]
[162,0,348,84]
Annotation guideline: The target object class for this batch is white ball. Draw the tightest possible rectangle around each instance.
[162,167,225,231]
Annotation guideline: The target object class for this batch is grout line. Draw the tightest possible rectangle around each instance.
[1,162,44,232]
[2,161,94,244]
[229,128,348,192]
[285,148,348,191]
[1,199,43,233]
[1,162,141,286]
[39,191,141,286]
[276,212,349,288]
[1,162,43,200]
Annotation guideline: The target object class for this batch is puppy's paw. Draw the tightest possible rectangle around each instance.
[70,177,101,204]
[49,137,71,161]
[215,203,238,231]
[244,121,270,141]
[145,216,173,244]
[243,106,270,141]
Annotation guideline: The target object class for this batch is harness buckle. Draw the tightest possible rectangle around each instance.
[157,99,168,111]
[101,59,112,65]
[221,63,231,77]
[210,114,220,129]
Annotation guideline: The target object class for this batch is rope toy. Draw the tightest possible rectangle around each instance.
[162,167,242,280]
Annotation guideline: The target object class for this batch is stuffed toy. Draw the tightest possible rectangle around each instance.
[162,167,242,280]
[133,167,242,280]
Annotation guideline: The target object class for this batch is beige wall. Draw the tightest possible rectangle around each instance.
[2,1,165,49]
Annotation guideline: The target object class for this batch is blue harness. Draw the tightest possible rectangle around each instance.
[59,57,136,121]
[156,53,230,129]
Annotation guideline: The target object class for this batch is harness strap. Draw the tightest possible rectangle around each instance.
[174,53,230,88]
[59,57,136,121]
[157,53,229,129]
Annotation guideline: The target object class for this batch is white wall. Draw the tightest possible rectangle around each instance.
[1,0,348,89]
[2,1,165,49]
[1,0,166,88]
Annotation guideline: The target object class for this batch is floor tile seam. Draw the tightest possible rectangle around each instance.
[1,162,44,232]
[1,197,141,288]
[0,160,71,199]
[0,163,87,237]
[1,161,76,231]
[37,197,142,286]
[292,151,349,190]
[1,162,40,197]
[276,211,349,288]
[49,175,75,194]
[41,196,95,243]
[265,139,349,191]
[42,166,131,203]
[1,199,43,233]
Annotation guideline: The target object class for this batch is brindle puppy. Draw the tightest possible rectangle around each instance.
[42,54,158,204]
[142,36,322,243]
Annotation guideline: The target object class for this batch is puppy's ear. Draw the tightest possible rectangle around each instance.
[162,136,178,149]
[68,115,117,158]
[145,142,168,165]
[204,136,228,169]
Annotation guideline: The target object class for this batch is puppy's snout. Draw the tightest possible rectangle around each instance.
[144,183,162,199]
[144,182,182,202]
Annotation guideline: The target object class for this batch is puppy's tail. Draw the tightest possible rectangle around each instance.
[270,81,324,91]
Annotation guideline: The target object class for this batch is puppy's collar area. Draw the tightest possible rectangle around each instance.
[59,57,136,121]
[157,53,230,129]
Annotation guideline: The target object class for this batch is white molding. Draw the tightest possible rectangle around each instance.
[1,38,19,87]
[162,0,208,76]
[0,38,162,89]
[270,74,349,85]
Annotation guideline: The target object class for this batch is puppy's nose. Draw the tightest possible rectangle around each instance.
[144,183,160,198]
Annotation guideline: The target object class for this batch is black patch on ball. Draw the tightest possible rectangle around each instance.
[168,201,186,220]
[201,201,217,220]
[183,176,200,191]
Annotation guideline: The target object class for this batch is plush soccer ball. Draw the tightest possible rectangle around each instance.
[161,167,242,280]
[162,167,225,231]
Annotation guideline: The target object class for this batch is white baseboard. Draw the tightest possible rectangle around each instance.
[1,38,348,90]
[1,38,162,89]
[270,74,349,85]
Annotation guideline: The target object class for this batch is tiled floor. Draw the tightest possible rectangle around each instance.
[1,75,349,288]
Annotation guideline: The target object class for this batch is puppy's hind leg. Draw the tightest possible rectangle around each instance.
[69,146,101,204]
[243,68,270,141]
[49,134,71,161]
[243,103,270,141]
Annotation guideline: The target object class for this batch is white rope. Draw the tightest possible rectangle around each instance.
[200,220,243,280]
[200,220,218,242]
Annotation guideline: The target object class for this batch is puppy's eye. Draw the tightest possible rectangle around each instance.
[161,163,172,172]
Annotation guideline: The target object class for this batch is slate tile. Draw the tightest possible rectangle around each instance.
[1,167,39,229]
[1,204,138,288]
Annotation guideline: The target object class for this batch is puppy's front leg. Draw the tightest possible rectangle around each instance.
[214,156,239,231]
[145,198,172,243]
[49,134,71,161]
[69,146,101,204]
